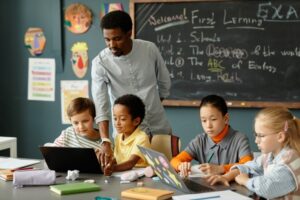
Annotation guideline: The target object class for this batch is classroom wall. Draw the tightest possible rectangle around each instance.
[1,0,300,158]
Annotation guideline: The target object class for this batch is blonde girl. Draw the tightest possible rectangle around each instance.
[208,107,300,199]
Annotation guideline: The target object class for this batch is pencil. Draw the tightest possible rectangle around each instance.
[207,152,215,163]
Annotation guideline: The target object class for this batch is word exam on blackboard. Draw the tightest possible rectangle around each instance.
[132,1,300,107]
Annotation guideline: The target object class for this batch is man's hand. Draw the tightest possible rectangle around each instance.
[97,120,112,166]
[102,157,115,176]
[99,142,113,166]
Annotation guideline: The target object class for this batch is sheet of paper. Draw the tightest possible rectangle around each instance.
[111,168,145,177]
[189,165,209,178]
[0,158,40,170]
[172,190,252,200]
[60,80,89,124]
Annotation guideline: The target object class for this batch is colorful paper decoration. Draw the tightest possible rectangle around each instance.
[24,27,46,56]
[99,3,123,19]
[71,42,88,78]
[64,3,92,34]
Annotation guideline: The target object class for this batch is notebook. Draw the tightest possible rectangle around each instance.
[138,146,215,193]
[39,146,102,173]
[121,187,174,200]
[50,182,100,195]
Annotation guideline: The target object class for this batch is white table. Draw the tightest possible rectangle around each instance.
[0,137,17,157]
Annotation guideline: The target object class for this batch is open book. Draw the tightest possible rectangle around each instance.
[172,190,252,200]
[0,158,40,170]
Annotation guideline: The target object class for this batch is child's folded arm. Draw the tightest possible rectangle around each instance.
[113,155,141,172]
[223,154,253,173]
[170,151,193,171]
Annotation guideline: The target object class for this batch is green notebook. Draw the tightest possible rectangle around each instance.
[50,182,101,195]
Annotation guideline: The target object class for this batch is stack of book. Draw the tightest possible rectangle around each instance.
[0,169,13,181]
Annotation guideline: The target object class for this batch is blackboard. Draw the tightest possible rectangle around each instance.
[130,0,300,108]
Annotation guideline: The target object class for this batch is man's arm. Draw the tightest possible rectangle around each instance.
[151,42,171,98]
[98,120,112,156]
[98,120,109,139]
[98,120,113,166]
[91,56,111,134]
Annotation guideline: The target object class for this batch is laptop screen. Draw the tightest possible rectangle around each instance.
[39,146,102,173]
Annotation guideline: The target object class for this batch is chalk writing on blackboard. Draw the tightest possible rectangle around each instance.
[131,1,300,107]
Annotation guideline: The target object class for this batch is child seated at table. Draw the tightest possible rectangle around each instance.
[52,97,101,149]
[102,94,151,175]
[207,107,300,199]
[170,94,253,177]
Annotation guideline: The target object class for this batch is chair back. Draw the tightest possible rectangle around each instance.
[149,134,181,160]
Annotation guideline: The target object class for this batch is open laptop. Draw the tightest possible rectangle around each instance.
[138,146,215,193]
[39,146,102,173]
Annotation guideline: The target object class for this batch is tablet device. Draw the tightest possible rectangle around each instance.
[39,146,102,173]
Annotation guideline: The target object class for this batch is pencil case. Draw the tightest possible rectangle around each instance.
[13,169,56,187]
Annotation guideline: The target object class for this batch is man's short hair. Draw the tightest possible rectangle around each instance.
[100,10,132,33]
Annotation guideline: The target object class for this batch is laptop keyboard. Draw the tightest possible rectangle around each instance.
[184,178,214,193]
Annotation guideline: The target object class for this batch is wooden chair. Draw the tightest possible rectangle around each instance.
[149,134,181,161]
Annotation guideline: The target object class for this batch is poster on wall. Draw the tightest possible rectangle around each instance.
[28,58,55,101]
[60,80,89,124]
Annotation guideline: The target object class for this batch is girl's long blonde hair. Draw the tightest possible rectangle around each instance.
[255,107,300,154]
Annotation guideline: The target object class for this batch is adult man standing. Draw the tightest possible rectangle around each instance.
[91,10,172,157]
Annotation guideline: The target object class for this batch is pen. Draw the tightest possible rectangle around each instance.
[191,195,220,200]
[13,167,34,171]
[207,152,215,163]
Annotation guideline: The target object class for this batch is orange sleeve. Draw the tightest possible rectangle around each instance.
[223,154,253,173]
[170,151,193,171]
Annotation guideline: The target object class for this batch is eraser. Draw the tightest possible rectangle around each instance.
[120,180,131,184]
[137,181,144,187]
[144,166,155,177]
[84,179,95,183]
[152,176,160,181]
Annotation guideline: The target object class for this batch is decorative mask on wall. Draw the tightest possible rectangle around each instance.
[99,3,123,19]
[71,42,88,78]
[24,27,46,56]
[64,3,92,34]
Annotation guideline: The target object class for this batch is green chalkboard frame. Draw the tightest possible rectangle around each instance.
[130,0,300,108]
